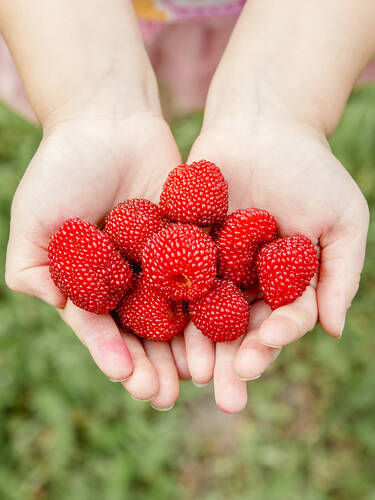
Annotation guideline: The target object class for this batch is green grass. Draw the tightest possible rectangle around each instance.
[1,87,375,500]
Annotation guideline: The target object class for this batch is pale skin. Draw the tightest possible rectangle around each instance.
[2,0,374,412]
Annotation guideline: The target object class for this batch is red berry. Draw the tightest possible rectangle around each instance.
[217,208,277,288]
[104,199,163,262]
[256,235,319,310]
[189,279,250,342]
[48,218,133,314]
[159,159,228,226]
[142,223,217,300]
[117,277,188,342]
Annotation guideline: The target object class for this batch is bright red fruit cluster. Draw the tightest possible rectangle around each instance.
[48,159,319,342]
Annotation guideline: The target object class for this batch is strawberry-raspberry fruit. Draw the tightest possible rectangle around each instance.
[159,159,228,226]
[104,198,163,262]
[216,208,277,288]
[48,218,133,314]
[142,223,217,300]
[189,279,250,342]
[256,234,319,310]
[117,277,188,342]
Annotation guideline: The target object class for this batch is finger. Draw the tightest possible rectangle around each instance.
[317,216,368,337]
[143,340,179,411]
[214,338,248,414]
[184,322,215,386]
[258,285,318,347]
[170,334,191,380]
[121,331,159,401]
[234,300,282,381]
[59,301,133,381]
[6,232,66,307]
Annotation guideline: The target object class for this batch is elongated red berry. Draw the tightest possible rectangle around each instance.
[189,279,250,342]
[142,223,217,300]
[217,208,277,288]
[48,218,133,314]
[117,277,188,341]
[256,235,319,310]
[159,159,228,226]
[104,199,163,262]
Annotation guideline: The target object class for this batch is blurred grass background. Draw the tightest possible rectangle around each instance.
[1,86,375,500]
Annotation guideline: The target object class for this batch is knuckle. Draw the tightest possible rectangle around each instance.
[353,188,370,225]
[349,272,361,305]
[4,269,19,292]
[306,314,318,333]
[9,188,23,217]
[360,199,370,226]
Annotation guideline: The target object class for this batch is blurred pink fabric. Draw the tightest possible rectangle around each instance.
[1,22,375,123]
[141,18,237,114]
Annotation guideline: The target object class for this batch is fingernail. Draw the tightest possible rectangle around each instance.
[151,403,175,412]
[262,341,282,348]
[131,395,153,402]
[109,374,132,383]
[336,309,348,338]
[259,331,282,348]
[192,380,209,388]
[339,318,346,338]
[236,374,261,382]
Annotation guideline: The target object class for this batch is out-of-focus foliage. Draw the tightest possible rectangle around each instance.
[0,87,375,500]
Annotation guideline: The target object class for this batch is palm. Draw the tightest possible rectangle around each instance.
[15,115,177,240]
[195,122,357,228]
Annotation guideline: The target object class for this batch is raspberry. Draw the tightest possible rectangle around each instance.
[159,159,228,226]
[189,279,250,342]
[256,235,319,310]
[48,218,133,314]
[117,277,188,341]
[104,199,163,262]
[142,223,217,300]
[216,208,277,288]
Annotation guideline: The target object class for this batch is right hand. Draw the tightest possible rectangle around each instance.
[5,110,192,409]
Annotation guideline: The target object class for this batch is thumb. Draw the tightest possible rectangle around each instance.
[317,204,369,338]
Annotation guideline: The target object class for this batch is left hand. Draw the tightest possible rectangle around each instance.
[183,113,368,413]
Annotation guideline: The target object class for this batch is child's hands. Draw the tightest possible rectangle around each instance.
[184,115,368,413]
[5,112,190,409]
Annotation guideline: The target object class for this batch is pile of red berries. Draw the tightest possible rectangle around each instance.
[48,160,319,342]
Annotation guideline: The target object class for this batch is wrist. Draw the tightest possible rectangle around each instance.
[203,74,329,141]
[204,54,351,139]
[0,0,161,129]
[41,67,161,133]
